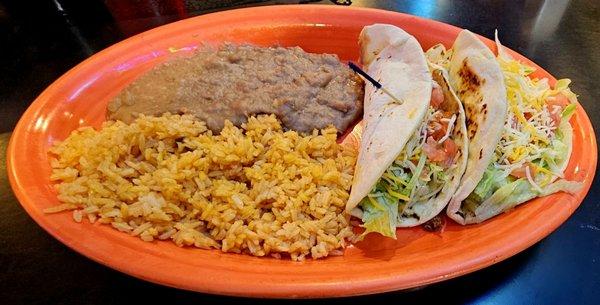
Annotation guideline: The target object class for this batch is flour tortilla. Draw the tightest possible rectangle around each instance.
[397,67,469,226]
[346,24,432,211]
[445,30,508,225]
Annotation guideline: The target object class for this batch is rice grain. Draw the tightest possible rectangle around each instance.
[46,114,356,260]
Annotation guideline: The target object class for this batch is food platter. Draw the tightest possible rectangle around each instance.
[7,5,596,298]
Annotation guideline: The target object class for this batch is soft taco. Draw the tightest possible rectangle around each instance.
[346,24,468,238]
[426,30,582,224]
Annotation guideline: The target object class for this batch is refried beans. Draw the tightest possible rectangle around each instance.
[107,45,364,133]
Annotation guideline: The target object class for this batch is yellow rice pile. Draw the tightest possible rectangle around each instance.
[46,114,356,260]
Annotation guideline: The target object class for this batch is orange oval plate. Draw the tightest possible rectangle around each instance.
[7,5,597,298]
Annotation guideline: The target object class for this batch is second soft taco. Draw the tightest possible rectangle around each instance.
[426,30,582,224]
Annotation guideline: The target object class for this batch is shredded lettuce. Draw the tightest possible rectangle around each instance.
[495,30,512,60]
[360,193,399,239]
[467,139,575,209]
[406,153,427,199]
[470,165,504,203]
[561,104,577,121]
[474,179,535,218]
[473,178,582,221]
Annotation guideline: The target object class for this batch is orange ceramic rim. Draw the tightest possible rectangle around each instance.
[7,5,597,298]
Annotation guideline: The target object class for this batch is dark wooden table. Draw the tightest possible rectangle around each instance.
[1,1,599,304]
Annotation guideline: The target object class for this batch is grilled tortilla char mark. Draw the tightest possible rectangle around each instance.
[458,59,487,140]
[457,59,484,93]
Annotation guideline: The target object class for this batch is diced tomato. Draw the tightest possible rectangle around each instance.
[427,111,452,141]
[510,167,527,179]
[546,93,567,126]
[546,93,569,107]
[423,137,458,167]
[428,121,447,141]
[443,139,458,162]
[423,137,444,162]
[524,112,533,120]
[430,82,444,109]
[550,111,562,126]
[510,163,537,179]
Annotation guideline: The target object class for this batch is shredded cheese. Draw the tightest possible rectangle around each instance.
[491,39,576,191]
[438,114,456,144]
